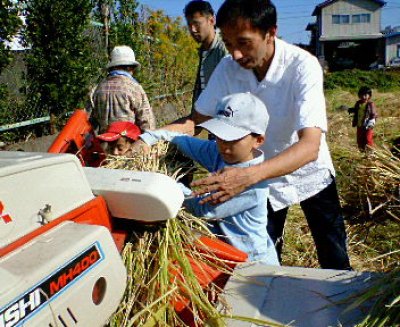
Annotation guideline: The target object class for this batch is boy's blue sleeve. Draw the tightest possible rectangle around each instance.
[182,187,259,219]
[140,130,220,172]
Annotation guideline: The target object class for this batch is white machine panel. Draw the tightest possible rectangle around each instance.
[223,263,375,327]
[0,221,126,327]
[0,152,94,247]
[84,167,184,222]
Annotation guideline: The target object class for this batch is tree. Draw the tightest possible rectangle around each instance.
[0,0,22,73]
[23,0,95,129]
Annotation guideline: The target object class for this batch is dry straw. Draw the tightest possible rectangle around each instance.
[103,142,284,326]
[349,146,400,326]
[103,142,236,327]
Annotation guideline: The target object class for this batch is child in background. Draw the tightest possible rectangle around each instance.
[349,86,378,150]
[140,92,279,265]
[97,121,141,156]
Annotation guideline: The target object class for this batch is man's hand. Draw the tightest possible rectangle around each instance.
[191,167,253,204]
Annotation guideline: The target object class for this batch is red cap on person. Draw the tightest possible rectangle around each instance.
[97,121,141,142]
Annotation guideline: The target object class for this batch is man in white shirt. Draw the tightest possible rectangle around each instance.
[136,0,351,270]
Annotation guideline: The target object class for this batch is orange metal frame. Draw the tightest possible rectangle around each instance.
[48,109,105,167]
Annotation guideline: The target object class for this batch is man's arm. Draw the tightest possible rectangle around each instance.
[192,127,322,204]
[159,110,210,135]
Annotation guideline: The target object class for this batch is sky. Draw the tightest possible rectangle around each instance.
[138,0,400,44]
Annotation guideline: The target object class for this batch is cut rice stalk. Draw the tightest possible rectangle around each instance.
[104,142,239,326]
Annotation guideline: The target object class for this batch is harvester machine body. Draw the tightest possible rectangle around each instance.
[0,151,184,327]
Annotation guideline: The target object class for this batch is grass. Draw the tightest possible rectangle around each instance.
[280,89,400,326]
[3,77,399,324]
[141,88,400,325]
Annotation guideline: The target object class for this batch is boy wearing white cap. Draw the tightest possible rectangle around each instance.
[87,45,156,133]
[140,92,279,265]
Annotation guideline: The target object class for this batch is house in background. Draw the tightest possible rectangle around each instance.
[383,25,400,66]
[308,0,386,71]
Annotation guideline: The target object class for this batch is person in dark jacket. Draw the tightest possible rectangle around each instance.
[184,0,228,110]
[348,86,378,150]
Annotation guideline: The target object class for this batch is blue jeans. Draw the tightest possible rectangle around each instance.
[267,179,351,270]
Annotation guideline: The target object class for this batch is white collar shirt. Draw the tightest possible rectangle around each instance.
[195,38,335,211]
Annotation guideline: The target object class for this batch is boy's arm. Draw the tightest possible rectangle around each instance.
[369,102,378,119]
[140,130,220,172]
[180,183,259,219]
[131,111,211,152]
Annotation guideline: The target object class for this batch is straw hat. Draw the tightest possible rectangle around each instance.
[107,45,141,69]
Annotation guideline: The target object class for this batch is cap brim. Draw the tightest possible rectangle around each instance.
[97,133,120,142]
[198,119,249,141]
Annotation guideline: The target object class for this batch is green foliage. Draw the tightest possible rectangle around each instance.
[23,0,97,118]
[324,69,400,92]
[106,3,198,103]
[0,0,22,73]
[1,1,198,137]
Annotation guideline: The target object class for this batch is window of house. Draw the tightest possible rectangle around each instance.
[332,15,350,24]
[352,13,371,23]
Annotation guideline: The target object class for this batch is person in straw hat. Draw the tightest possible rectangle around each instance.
[87,45,156,133]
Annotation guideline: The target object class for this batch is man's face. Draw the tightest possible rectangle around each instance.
[186,12,215,44]
[220,18,276,71]
[108,137,134,156]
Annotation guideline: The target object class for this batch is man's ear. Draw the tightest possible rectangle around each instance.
[209,14,216,26]
[268,26,277,37]
[253,135,265,149]
[263,26,277,44]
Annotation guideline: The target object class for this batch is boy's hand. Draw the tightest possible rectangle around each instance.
[191,167,252,204]
[131,139,151,154]
[365,119,376,129]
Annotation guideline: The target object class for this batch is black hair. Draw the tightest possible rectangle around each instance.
[358,86,372,97]
[216,0,277,34]
[184,0,214,17]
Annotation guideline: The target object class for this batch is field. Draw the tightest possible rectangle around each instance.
[1,71,399,326]
[144,84,400,273]
[281,88,400,272]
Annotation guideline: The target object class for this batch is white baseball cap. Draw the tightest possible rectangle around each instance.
[198,92,269,141]
[107,45,141,69]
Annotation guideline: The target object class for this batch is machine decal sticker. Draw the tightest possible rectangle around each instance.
[0,242,103,327]
[0,202,12,224]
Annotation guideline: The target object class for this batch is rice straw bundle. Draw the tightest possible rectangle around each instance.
[345,146,400,326]
[103,142,235,327]
[361,146,400,221]
[351,267,400,327]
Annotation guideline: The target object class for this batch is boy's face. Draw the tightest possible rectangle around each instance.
[108,137,134,156]
[359,93,371,103]
[216,134,265,164]
[186,12,215,44]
